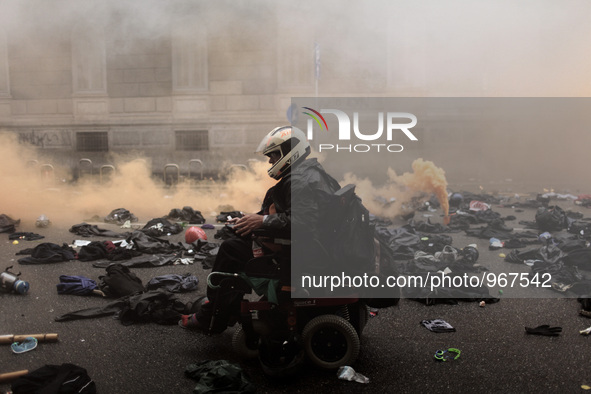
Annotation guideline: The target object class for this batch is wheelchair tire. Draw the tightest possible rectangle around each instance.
[232,326,259,360]
[302,314,360,370]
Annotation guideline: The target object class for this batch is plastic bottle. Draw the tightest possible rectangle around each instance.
[0,268,30,294]
[337,366,369,384]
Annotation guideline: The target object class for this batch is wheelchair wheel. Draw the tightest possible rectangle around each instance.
[302,314,360,370]
[232,326,259,360]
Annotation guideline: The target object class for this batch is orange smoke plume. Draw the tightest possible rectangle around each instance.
[398,158,450,223]
[342,158,449,223]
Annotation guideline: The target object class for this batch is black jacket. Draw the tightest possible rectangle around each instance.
[261,158,340,238]
[260,158,341,275]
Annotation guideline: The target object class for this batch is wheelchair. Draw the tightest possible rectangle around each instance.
[204,184,396,376]
[206,244,370,377]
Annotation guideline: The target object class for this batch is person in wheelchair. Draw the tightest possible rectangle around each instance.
[179,125,341,333]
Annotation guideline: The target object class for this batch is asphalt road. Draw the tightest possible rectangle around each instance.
[1,197,591,394]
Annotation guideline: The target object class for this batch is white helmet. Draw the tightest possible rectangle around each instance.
[256,126,310,179]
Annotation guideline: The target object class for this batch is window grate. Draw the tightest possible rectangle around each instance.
[76,132,108,152]
[176,130,208,151]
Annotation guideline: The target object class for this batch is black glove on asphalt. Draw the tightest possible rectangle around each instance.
[525,325,562,336]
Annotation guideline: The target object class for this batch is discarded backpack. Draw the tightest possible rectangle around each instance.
[104,208,138,224]
[99,263,144,298]
[327,184,376,273]
[167,206,206,224]
[0,213,20,233]
[535,205,567,232]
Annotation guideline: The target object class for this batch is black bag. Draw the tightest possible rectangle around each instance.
[328,184,376,273]
[99,263,144,298]
[104,208,137,224]
[535,205,567,232]
[166,206,206,224]
[11,363,95,394]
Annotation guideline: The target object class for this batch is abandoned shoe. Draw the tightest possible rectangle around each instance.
[11,337,38,354]
[179,313,205,330]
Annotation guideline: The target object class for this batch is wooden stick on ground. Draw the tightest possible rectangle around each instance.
[0,333,58,345]
[0,369,29,383]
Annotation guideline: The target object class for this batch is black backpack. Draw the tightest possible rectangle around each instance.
[328,184,376,273]
[535,205,567,232]
[328,185,400,307]
[99,264,144,298]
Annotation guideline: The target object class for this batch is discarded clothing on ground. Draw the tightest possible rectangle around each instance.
[125,230,186,254]
[194,242,220,269]
[407,219,458,234]
[16,243,77,265]
[465,221,538,246]
[166,206,206,224]
[92,253,180,268]
[0,214,20,233]
[184,360,256,394]
[530,260,583,290]
[448,211,482,229]
[505,243,566,265]
[8,232,44,241]
[78,241,111,261]
[140,218,183,237]
[553,236,589,253]
[455,192,503,206]
[54,289,187,325]
[421,318,456,333]
[563,248,591,270]
[78,240,143,262]
[104,208,138,224]
[404,276,500,306]
[69,223,129,238]
[449,208,517,231]
[146,273,199,293]
[403,245,486,275]
[375,225,453,261]
[11,363,96,394]
[567,218,591,235]
[57,275,99,296]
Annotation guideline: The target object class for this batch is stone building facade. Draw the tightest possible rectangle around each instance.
[0,1,442,180]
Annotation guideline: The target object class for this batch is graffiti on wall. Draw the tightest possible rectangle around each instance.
[18,129,72,148]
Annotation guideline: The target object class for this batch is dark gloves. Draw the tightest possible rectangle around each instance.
[525,325,562,336]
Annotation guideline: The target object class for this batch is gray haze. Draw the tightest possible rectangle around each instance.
[0,0,590,196]
[0,0,589,96]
